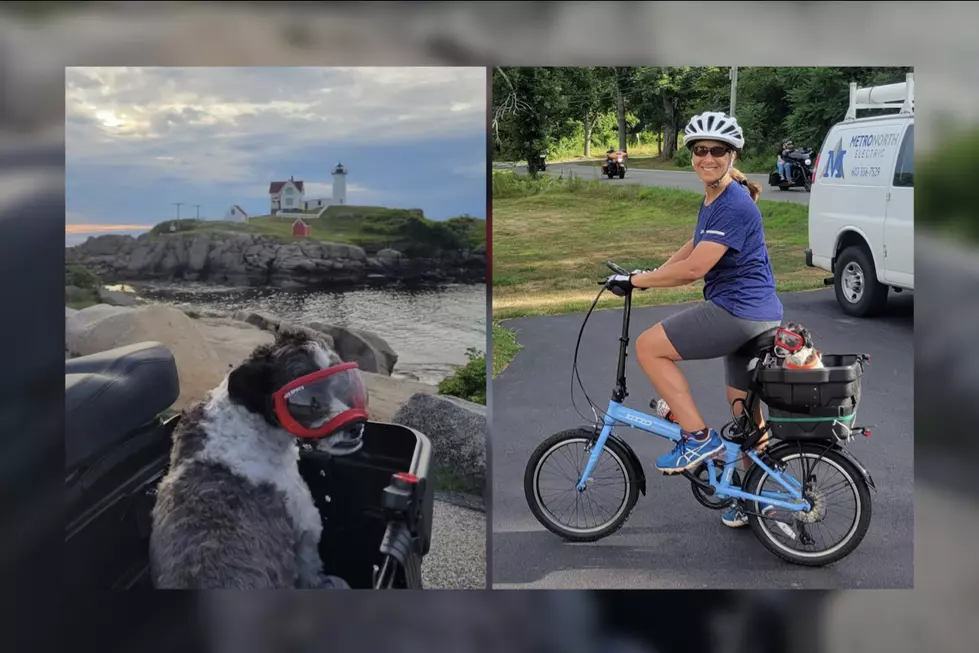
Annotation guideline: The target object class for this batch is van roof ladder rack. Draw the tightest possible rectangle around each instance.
[844,72,914,121]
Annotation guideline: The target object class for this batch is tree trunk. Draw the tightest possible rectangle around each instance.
[662,95,678,158]
[525,149,539,179]
[657,131,663,156]
[616,84,627,152]
[583,116,593,157]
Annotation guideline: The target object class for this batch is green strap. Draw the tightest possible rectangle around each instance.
[768,413,855,423]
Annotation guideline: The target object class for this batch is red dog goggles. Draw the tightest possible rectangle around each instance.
[774,327,805,354]
[271,362,369,439]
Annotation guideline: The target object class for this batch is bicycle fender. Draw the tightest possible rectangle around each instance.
[832,444,877,492]
[764,441,877,493]
[606,432,647,496]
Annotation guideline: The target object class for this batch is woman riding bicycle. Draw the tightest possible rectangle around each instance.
[610,110,783,528]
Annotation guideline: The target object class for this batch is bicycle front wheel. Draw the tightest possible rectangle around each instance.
[523,428,641,542]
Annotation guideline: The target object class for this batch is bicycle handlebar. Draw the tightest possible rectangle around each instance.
[598,261,627,286]
[606,261,629,275]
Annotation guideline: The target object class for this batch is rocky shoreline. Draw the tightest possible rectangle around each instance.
[66,232,487,289]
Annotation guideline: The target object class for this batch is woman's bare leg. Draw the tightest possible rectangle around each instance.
[725,385,769,472]
[635,323,707,433]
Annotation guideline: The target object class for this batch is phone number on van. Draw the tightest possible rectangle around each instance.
[851,166,881,178]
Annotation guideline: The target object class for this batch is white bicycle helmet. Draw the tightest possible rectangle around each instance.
[683,111,745,153]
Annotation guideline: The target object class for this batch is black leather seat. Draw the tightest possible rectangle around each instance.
[735,327,781,358]
[65,342,180,471]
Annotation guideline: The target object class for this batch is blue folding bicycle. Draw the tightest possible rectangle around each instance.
[523,261,877,567]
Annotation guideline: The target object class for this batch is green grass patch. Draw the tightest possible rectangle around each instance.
[491,170,826,319]
[430,464,484,496]
[146,207,485,257]
[491,321,522,379]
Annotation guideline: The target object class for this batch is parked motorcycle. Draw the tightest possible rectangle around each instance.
[64,341,434,590]
[769,147,814,192]
[537,153,548,171]
[602,149,628,179]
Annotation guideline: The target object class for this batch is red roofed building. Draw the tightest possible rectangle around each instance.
[269,176,305,215]
[292,218,311,238]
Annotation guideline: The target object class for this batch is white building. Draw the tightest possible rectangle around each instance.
[268,176,305,215]
[224,204,249,223]
[303,163,349,214]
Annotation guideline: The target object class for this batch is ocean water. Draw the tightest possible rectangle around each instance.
[133,281,487,386]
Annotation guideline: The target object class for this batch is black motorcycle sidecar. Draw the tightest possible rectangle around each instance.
[64,341,434,590]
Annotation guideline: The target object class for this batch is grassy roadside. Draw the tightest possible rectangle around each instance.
[516,138,774,174]
[491,321,522,379]
[571,154,773,175]
[491,170,826,321]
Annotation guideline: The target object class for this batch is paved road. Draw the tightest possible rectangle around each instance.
[507,162,812,205]
[491,288,913,589]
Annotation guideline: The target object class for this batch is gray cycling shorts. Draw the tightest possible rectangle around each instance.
[660,300,782,391]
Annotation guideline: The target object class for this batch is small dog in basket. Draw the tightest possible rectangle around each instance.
[149,329,369,590]
[774,322,824,370]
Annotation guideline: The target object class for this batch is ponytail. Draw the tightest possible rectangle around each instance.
[729,167,761,202]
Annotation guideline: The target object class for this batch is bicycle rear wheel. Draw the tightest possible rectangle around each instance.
[743,442,872,566]
[523,428,641,542]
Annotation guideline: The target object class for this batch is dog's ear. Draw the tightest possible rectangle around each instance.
[228,356,275,414]
[800,326,814,347]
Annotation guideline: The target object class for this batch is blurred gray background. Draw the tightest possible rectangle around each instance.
[3,2,975,653]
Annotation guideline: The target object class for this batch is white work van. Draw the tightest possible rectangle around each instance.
[806,72,914,317]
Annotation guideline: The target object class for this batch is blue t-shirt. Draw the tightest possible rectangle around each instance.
[693,181,783,322]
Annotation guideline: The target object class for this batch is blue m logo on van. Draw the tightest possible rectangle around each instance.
[822,138,846,179]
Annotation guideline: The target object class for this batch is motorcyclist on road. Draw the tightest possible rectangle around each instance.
[777,140,794,182]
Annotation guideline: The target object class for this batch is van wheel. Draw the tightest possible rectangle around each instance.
[834,246,888,317]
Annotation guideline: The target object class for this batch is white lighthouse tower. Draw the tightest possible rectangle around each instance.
[331,162,347,206]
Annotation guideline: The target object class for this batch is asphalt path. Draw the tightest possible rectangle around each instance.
[491,288,913,589]
[508,162,812,205]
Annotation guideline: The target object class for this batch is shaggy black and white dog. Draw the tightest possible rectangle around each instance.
[149,329,362,590]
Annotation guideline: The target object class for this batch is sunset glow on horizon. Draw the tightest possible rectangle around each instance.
[65,224,152,234]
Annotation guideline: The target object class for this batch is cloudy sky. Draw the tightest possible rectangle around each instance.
[65,67,487,245]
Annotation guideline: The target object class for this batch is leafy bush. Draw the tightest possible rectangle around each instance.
[65,264,101,289]
[672,148,692,168]
[437,347,487,405]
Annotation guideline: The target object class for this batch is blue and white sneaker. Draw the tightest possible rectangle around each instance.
[655,428,725,473]
[721,504,749,527]
[722,502,775,528]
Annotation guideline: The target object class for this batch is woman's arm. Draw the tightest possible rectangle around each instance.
[658,238,695,269]
[631,241,728,289]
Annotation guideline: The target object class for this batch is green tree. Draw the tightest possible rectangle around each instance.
[635,66,729,158]
[559,67,616,157]
[492,65,914,168]
[492,67,574,178]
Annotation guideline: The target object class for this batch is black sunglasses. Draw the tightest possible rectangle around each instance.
[691,145,731,158]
